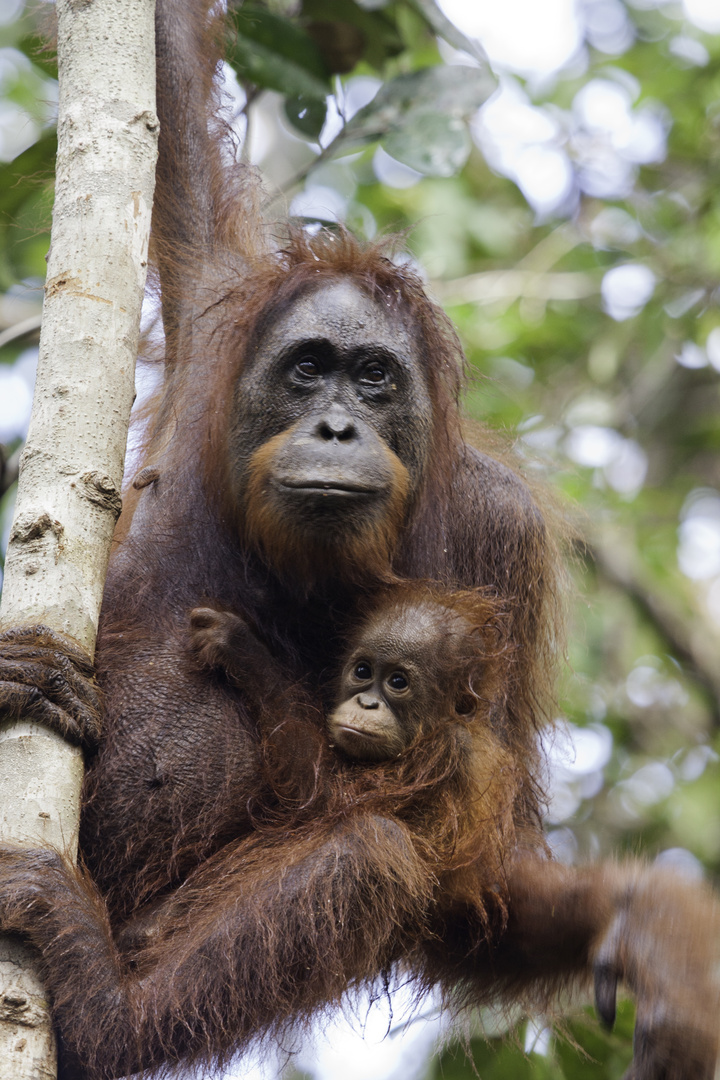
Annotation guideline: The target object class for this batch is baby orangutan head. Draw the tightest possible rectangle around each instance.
[327,587,508,761]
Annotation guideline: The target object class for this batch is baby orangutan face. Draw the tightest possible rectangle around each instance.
[328,601,475,761]
[329,657,420,761]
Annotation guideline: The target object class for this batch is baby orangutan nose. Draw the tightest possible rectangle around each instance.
[357,693,380,709]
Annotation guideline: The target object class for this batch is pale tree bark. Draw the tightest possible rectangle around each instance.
[0,0,158,1075]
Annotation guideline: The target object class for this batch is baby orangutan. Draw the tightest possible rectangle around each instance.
[190,584,508,766]
[0,587,717,1080]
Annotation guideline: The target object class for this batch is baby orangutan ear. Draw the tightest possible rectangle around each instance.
[454,692,476,716]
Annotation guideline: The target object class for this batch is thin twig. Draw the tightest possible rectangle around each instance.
[0,313,42,350]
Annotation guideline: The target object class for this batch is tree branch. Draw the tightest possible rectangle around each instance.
[0,0,158,1073]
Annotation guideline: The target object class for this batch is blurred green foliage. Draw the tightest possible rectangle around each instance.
[1,1,719,1076]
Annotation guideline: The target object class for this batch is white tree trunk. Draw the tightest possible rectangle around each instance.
[0,0,158,1073]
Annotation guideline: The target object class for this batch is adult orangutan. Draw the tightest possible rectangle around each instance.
[0,1,717,1078]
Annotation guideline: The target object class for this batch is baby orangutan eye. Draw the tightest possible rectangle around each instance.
[387,672,408,692]
[354,662,372,681]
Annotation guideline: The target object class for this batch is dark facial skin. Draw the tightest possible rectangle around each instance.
[228,280,434,531]
[328,605,458,761]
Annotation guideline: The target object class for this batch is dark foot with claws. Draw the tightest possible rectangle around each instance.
[593,876,720,1080]
[0,625,101,748]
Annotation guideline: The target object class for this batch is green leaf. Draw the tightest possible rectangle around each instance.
[230,5,330,81]
[405,0,491,66]
[338,64,494,146]
[228,4,335,100]
[228,35,330,98]
[384,109,470,176]
[284,94,328,138]
[305,21,367,75]
[301,0,403,68]
[0,130,56,217]
[265,0,301,13]
[15,34,58,80]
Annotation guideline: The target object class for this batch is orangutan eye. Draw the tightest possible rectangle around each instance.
[360,364,386,385]
[387,672,408,692]
[354,662,372,681]
[296,357,321,378]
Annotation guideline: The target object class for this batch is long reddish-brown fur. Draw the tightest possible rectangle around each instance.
[0,2,717,1078]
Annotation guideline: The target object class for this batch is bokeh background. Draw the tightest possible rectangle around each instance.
[1,0,720,1077]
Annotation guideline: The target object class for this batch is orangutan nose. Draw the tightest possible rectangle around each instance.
[315,405,358,443]
[357,693,380,710]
